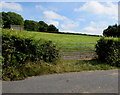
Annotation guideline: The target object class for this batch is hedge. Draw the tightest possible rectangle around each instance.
[2,29,60,80]
[95,38,120,67]
[2,29,60,68]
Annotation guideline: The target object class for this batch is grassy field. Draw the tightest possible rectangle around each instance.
[27,31,119,50]
[6,30,119,48]
[26,31,101,44]
[3,29,119,43]
[3,29,101,50]
[3,29,100,43]
[3,29,119,54]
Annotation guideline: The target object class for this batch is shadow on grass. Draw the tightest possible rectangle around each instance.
[75,59,119,70]
[82,59,105,65]
[83,59,120,68]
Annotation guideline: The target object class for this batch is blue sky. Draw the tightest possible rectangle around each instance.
[0,1,118,35]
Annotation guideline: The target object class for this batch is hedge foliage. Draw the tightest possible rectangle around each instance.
[2,29,60,80]
[2,29,60,68]
[95,38,120,67]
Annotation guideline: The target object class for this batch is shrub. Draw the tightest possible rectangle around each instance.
[106,41,120,67]
[2,29,60,80]
[2,30,59,65]
[95,38,120,67]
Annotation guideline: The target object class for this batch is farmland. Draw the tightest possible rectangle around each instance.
[3,29,101,47]
[25,31,100,44]
[5,29,118,45]
[2,29,119,58]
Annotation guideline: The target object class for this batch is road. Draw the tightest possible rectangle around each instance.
[2,69,118,93]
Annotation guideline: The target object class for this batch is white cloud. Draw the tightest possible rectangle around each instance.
[74,1,117,17]
[60,30,80,34]
[78,18,86,22]
[82,21,109,35]
[0,1,23,11]
[43,10,80,29]
[46,19,59,27]
[61,19,79,30]
[43,10,66,20]
[36,4,80,31]
[35,5,45,10]
[82,26,103,35]
[35,5,59,12]
[90,21,108,28]
[43,10,66,27]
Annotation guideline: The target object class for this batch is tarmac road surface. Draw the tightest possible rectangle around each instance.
[2,69,119,93]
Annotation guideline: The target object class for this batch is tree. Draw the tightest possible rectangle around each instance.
[24,20,39,31]
[117,25,120,37]
[0,12,3,28]
[1,11,59,33]
[103,24,119,37]
[47,24,59,33]
[2,12,24,28]
[38,21,48,32]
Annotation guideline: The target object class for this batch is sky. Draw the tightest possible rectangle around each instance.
[0,1,118,35]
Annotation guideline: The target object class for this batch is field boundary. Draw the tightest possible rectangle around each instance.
[59,43,97,60]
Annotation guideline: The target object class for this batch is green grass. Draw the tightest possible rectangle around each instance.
[3,29,119,44]
[2,29,100,43]
[3,59,119,81]
[28,31,100,44]
[2,29,101,50]
[55,59,119,73]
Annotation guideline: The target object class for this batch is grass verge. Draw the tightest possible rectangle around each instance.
[2,59,119,81]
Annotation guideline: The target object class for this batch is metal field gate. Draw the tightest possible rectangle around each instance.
[59,43,97,60]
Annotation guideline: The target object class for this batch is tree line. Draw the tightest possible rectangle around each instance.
[103,24,120,37]
[1,12,120,36]
[1,12,59,33]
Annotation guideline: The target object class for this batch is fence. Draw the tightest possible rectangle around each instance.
[59,43,97,60]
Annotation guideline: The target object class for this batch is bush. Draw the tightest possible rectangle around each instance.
[2,30,59,65]
[106,41,120,66]
[2,29,60,80]
[95,38,120,67]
